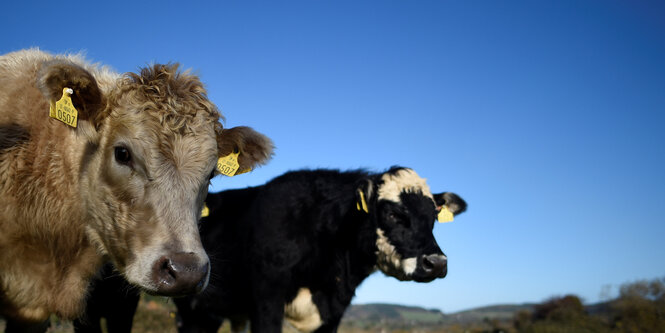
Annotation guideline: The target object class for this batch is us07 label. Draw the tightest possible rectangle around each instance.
[216,152,240,176]
[49,88,78,128]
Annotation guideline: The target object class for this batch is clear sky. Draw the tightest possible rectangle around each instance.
[2,1,664,313]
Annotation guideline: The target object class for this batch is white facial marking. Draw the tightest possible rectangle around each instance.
[377,168,434,203]
[402,257,418,275]
[376,228,418,281]
[284,288,323,332]
[376,228,402,272]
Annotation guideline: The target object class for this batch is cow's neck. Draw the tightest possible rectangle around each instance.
[332,204,380,294]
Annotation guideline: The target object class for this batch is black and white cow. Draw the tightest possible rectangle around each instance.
[175,167,467,332]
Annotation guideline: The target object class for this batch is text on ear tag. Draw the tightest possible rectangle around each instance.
[217,151,240,176]
[437,206,454,223]
[357,190,369,213]
[201,204,209,218]
[49,87,78,128]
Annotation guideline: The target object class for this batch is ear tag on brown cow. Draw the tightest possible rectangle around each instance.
[235,167,252,176]
[201,204,209,218]
[216,152,240,177]
[356,190,369,213]
[437,206,454,223]
[49,87,78,128]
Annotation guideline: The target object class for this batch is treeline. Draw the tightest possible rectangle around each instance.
[494,277,665,333]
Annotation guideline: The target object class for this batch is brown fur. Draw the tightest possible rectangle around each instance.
[217,126,275,173]
[0,49,273,323]
[37,59,104,124]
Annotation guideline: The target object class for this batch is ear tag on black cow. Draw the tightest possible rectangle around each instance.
[49,87,78,128]
[201,204,209,218]
[437,206,454,223]
[216,152,240,176]
[356,190,369,213]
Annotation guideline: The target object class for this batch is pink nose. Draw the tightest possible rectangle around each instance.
[152,252,209,296]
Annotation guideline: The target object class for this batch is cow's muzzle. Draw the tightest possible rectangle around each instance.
[418,254,447,280]
[152,252,209,297]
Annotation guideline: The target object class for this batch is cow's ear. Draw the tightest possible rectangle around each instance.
[38,59,105,128]
[433,192,467,215]
[216,126,274,174]
[355,179,374,213]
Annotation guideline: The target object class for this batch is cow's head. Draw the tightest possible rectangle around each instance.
[356,167,466,282]
[38,60,273,296]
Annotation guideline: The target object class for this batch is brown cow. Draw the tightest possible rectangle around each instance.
[0,49,273,326]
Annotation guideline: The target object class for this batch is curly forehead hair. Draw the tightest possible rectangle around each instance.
[106,63,223,135]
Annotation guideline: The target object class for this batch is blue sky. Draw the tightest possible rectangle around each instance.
[3,1,664,313]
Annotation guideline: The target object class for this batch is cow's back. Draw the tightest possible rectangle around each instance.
[252,169,365,235]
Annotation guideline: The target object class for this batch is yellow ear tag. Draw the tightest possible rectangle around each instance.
[235,167,252,176]
[49,87,78,128]
[437,206,454,223]
[216,152,240,177]
[357,190,369,213]
[201,204,209,218]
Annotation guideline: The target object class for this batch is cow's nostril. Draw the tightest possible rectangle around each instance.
[422,257,435,271]
[162,258,177,280]
[155,256,177,285]
[420,254,447,278]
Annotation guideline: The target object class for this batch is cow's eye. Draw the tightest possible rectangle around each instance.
[388,212,410,227]
[114,146,132,165]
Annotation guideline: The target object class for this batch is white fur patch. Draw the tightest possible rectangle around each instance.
[377,169,434,203]
[284,288,323,332]
[402,257,418,275]
[375,229,418,280]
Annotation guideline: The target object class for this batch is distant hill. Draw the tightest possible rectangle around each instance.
[342,303,446,324]
[440,303,537,324]
[340,303,448,331]
[340,301,614,331]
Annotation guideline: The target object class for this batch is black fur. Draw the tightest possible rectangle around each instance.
[73,264,140,333]
[175,168,465,332]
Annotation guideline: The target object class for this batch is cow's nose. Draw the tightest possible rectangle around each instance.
[152,252,209,297]
[421,254,447,278]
